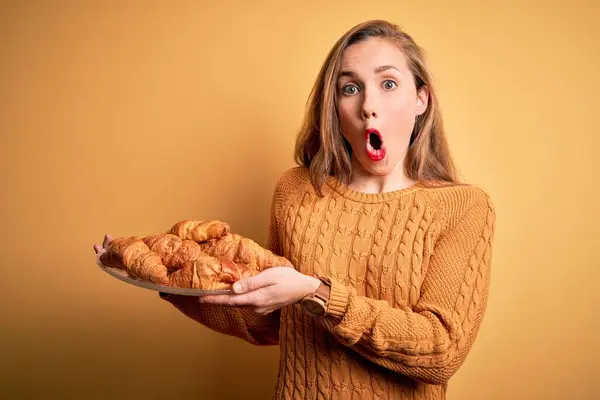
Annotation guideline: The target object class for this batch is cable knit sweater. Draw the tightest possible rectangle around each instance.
[171,166,496,400]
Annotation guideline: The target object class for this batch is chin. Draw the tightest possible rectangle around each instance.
[357,155,401,176]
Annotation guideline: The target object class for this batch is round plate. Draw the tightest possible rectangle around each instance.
[95,251,233,296]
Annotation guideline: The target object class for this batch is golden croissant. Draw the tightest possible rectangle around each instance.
[98,220,291,290]
[198,233,290,268]
[99,236,169,285]
[168,220,230,242]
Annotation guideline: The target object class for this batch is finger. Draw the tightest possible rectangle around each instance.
[102,234,112,248]
[200,294,251,307]
[233,272,275,294]
[198,294,233,305]
[200,291,263,307]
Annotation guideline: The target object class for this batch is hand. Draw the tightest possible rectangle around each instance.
[198,266,321,315]
[93,234,113,255]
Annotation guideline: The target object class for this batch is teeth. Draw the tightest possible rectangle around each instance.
[367,142,378,153]
[367,144,381,156]
[367,141,382,151]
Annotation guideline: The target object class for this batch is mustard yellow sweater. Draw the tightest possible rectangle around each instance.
[172,166,496,399]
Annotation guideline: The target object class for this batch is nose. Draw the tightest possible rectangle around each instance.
[361,90,378,120]
[362,109,377,119]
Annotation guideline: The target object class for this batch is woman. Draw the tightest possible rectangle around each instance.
[104,19,496,399]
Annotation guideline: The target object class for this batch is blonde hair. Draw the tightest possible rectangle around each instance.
[294,19,459,195]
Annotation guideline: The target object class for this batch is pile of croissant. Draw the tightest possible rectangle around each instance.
[98,220,290,290]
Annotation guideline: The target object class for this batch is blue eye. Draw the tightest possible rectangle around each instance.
[342,84,359,95]
[383,80,397,90]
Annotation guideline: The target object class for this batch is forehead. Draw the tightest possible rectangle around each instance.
[340,37,408,73]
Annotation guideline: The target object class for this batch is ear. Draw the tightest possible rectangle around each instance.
[415,86,429,116]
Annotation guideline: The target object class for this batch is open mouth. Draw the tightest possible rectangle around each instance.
[365,128,386,161]
[369,132,382,150]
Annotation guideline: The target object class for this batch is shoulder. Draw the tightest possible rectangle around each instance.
[420,182,495,232]
[274,166,310,189]
[272,166,311,198]
[270,166,312,214]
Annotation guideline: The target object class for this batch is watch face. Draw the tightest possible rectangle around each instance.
[303,298,325,317]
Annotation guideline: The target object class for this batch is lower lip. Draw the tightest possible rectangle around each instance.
[367,147,386,161]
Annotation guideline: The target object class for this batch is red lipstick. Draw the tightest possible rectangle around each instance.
[365,128,386,161]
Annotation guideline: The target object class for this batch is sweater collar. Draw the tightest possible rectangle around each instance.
[324,176,424,204]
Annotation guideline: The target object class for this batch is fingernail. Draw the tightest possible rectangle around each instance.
[159,292,170,299]
[233,283,241,293]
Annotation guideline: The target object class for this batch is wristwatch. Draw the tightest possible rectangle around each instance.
[300,277,331,318]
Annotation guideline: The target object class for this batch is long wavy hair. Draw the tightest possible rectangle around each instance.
[294,20,460,196]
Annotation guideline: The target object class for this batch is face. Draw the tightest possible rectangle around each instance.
[336,37,428,176]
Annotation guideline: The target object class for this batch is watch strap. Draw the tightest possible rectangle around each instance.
[314,277,331,310]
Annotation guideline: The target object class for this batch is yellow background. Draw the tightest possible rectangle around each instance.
[1,1,598,399]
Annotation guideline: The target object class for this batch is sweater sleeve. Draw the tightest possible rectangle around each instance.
[160,172,291,346]
[163,297,281,345]
[318,188,496,385]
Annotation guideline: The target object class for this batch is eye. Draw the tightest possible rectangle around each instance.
[382,80,397,90]
[342,84,359,96]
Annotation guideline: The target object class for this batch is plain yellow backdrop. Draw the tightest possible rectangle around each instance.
[1,1,598,399]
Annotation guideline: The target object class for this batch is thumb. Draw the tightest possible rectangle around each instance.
[233,271,272,294]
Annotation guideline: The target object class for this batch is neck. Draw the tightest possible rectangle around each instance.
[348,157,417,194]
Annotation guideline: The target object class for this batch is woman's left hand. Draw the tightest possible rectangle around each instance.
[199,266,321,315]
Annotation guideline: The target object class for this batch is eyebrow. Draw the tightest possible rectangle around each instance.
[338,65,400,78]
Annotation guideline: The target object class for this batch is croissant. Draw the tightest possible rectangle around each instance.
[142,233,183,271]
[169,254,255,290]
[100,235,254,290]
[99,236,169,285]
[98,220,290,290]
[168,220,230,242]
[198,233,291,271]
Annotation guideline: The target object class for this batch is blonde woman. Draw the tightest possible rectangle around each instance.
[161,19,496,400]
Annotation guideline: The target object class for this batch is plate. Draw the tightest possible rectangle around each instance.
[95,251,233,296]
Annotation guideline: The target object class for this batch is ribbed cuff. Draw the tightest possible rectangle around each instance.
[325,279,349,323]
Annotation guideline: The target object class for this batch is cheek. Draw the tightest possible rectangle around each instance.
[338,102,359,137]
[385,97,417,131]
